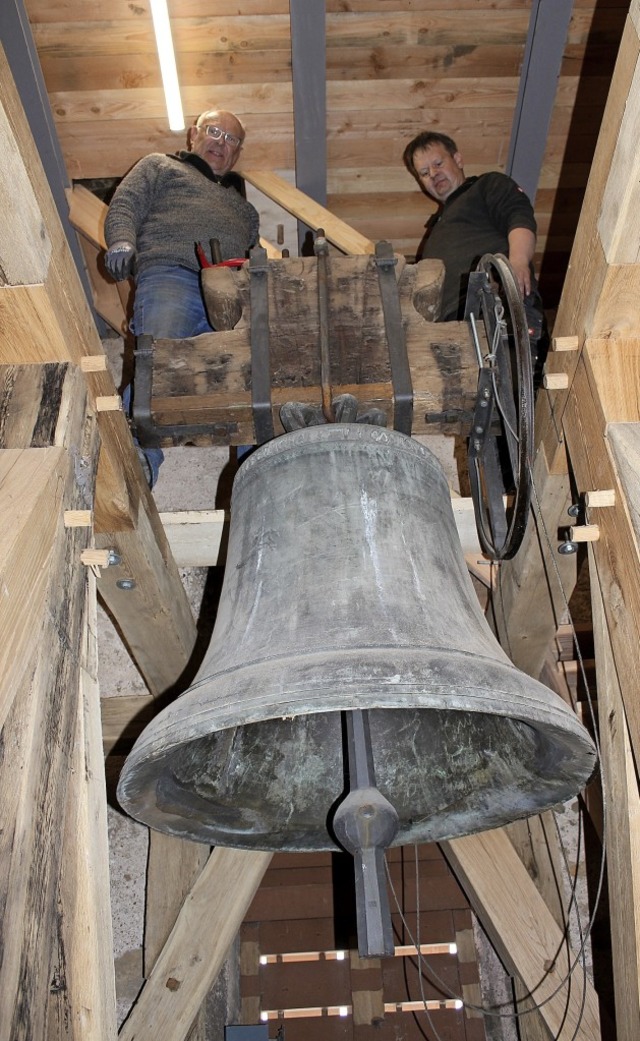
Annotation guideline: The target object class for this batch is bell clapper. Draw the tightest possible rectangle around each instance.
[332,709,399,959]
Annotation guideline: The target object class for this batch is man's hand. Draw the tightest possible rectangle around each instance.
[508,256,532,298]
[105,241,136,281]
[507,227,536,297]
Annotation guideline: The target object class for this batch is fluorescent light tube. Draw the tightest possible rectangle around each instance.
[150,0,185,131]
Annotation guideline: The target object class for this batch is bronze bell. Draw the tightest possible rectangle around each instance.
[118,425,597,855]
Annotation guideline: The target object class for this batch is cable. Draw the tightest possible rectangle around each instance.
[384,454,608,1039]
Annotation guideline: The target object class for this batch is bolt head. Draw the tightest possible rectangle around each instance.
[116,578,136,590]
[558,541,578,556]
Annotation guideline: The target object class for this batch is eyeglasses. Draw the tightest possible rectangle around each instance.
[199,124,242,148]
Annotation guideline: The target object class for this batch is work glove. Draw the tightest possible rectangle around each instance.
[104,241,136,281]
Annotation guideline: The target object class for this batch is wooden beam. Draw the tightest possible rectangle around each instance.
[145,834,210,1041]
[488,440,576,680]
[590,543,640,1041]
[559,342,640,767]
[118,848,272,1041]
[0,50,198,699]
[0,434,103,1041]
[442,829,601,1041]
[240,169,375,255]
[47,571,118,1040]
[157,497,484,570]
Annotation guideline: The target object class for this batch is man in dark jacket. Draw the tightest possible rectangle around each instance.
[403,131,545,355]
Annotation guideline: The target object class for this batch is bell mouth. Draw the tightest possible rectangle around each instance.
[117,647,597,851]
[117,704,595,851]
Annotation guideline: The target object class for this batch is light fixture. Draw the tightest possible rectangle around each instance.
[149,0,185,131]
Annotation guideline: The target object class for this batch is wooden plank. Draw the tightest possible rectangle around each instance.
[442,829,601,1041]
[45,76,588,124]
[157,498,482,570]
[537,7,640,463]
[488,440,577,679]
[0,448,69,732]
[590,544,640,1041]
[559,342,640,768]
[101,692,156,756]
[240,169,375,255]
[38,43,530,92]
[46,571,118,1040]
[118,848,272,1041]
[145,834,210,1041]
[0,99,52,284]
[0,424,98,1040]
[159,510,228,567]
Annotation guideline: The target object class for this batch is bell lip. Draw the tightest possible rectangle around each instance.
[120,647,597,766]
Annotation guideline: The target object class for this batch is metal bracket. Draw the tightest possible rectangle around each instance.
[468,368,496,459]
[374,241,413,436]
[249,246,275,445]
[314,236,335,422]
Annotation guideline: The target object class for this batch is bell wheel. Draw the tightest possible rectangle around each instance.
[465,253,534,561]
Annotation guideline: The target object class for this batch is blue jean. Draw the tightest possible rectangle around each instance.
[131,265,214,340]
[128,266,215,484]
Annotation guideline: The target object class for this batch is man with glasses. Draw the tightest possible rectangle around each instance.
[104,109,259,484]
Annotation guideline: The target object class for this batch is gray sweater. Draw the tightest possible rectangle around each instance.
[104,151,260,274]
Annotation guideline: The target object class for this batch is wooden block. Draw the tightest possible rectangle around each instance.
[64,509,93,527]
[80,355,108,373]
[552,336,580,352]
[81,548,112,567]
[95,395,122,412]
[584,488,616,507]
[543,372,570,390]
[569,523,600,542]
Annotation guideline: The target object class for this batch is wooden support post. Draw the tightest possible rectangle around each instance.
[488,440,576,680]
[590,546,640,1040]
[47,572,118,1040]
[118,849,272,1041]
[0,428,110,1040]
[442,830,601,1041]
[349,950,384,1027]
[145,834,211,1041]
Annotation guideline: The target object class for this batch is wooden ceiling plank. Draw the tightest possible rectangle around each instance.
[118,848,272,1041]
[589,541,640,1041]
[442,829,601,1041]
